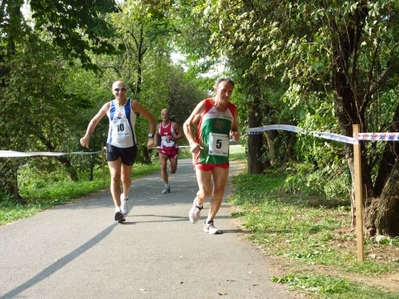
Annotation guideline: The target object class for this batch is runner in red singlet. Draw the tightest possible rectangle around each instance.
[155,108,184,194]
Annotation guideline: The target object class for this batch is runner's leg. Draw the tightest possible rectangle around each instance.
[207,167,229,221]
[169,157,178,174]
[108,158,123,207]
[121,163,133,198]
[159,153,169,185]
[195,167,213,206]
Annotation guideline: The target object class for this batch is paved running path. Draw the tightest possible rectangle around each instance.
[0,159,296,299]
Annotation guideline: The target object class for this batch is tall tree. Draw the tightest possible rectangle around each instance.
[274,1,399,237]
[166,0,399,236]
[0,0,119,199]
[197,0,399,236]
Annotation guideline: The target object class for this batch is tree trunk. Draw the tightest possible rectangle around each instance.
[0,159,25,204]
[55,156,79,182]
[264,130,277,166]
[247,105,270,174]
[368,159,399,236]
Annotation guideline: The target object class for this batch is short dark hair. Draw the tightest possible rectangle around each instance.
[215,78,235,89]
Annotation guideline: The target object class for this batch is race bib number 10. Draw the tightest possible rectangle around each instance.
[208,133,229,156]
[112,119,131,137]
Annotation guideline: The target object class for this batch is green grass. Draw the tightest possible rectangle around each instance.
[0,162,159,226]
[229,144,247,160]
[273,274,399,299]
[229,168,399,298]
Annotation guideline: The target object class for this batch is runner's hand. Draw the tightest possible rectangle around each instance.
[190,142,203,154]
[80,136,90,148]
[147,138,156,149]
[230,131,240,142]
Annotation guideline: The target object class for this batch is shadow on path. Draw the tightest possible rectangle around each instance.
[1,223,117,299]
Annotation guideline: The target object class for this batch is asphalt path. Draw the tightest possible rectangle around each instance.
[0,159,296,299]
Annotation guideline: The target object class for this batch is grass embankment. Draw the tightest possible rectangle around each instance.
[229,165,399,298]
[0,161,160,226]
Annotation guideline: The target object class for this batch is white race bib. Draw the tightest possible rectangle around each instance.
[111,119,131,138]
[208,133,229,156]
[161,136,175,148]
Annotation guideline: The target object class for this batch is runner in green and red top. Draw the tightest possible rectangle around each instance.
[183,78,240,234]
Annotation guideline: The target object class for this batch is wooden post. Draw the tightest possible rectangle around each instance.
[353,124,364,262]
[101,143,105,186]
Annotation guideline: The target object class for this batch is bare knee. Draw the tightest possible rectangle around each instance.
[213,187,225,199]
[122,176,131,186]
[197,190,211,202]
[111,174,121,185]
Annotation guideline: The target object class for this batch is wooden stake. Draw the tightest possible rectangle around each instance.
[101,143,105,186]
[353,124,364,262]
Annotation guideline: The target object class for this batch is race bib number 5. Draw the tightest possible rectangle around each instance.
[208,133,229,156]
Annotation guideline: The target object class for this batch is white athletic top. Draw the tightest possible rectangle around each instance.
[158,121,178,150]
[106,98,137,148]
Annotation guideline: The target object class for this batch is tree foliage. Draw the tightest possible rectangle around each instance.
[5,0,398,238]
[170,0,399,236]
[0,0,210,201]
[29,0,120,69]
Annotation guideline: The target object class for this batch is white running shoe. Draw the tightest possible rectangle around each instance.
[120,193,128,216]
[189,200,202,224]
[203,220,221,234]
[162,186,171,194]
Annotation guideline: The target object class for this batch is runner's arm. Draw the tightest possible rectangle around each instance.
[183,101,205,151]
[131,100,156,148]
[80,103,109,148]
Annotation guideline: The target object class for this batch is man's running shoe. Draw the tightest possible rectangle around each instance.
[114,209,125,223]
[120,193,128,216]
[162,186,171,194]
[203,220,221,234]
[189,200,203,224]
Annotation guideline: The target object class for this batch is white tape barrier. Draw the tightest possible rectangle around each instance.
[0,146,192,158]
[4,126,396,158]
[311,132,356,145]
[0,150,103,158]
[248,124,304,134]
[0,142,243,158]
[249,125,360,145]
[249,125,399,144]
[155,146,190,149]
[354,132,399,141]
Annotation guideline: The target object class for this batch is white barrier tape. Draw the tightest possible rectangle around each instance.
[354,132,399,141]
[11,126,399,158]
[248,124,304,134]
[0,142,243,158]
[154,146,191,149]
[311,131,356,144]
[0,150,103,158]
[248,125,357,144]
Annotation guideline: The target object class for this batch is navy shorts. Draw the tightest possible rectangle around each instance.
[106,144,137,166]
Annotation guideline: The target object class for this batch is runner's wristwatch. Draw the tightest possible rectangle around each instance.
[148,133,154,138]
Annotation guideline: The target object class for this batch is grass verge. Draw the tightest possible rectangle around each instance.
[0,162,160,226]
[229,168,399,299]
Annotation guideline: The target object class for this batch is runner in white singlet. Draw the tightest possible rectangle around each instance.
[80,81,156,223]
